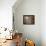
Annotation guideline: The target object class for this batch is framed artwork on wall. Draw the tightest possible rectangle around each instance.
[23,15,35,25]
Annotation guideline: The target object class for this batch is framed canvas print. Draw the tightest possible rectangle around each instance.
[23,15,35,25]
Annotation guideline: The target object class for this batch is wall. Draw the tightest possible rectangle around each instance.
[13,0,41,46]
[0,0,16,30]
[41,0,46,46]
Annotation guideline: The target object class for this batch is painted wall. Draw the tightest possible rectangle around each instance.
[0,0,16,30]
[13,0,41,46]
[41,0,46,46]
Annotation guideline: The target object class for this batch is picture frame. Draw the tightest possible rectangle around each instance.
[23,15,35,25]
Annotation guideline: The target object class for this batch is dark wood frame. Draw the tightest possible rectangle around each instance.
[23,15,35,25]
